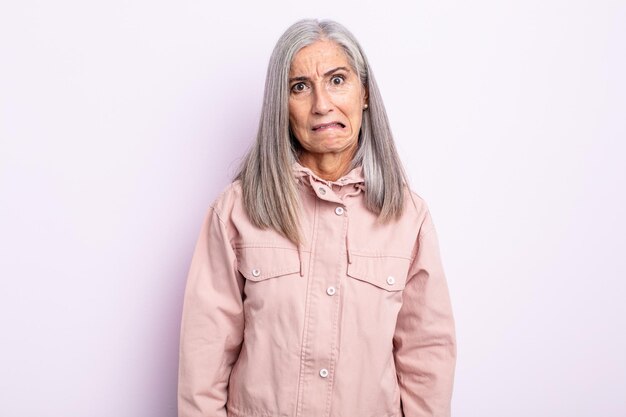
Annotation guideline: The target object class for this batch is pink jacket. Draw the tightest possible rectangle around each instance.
[178,162,457,417]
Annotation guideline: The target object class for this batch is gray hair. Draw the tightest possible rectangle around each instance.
[235,18,409,245]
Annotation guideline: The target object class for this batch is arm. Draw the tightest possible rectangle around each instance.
[393,210,457,417]
[178,207,245,417]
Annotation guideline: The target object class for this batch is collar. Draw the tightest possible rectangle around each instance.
[291,161,363,266]
[292,161,365,187]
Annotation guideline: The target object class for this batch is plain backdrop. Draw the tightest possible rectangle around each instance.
[1,1,625,416]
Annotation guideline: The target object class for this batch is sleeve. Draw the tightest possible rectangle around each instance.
[393,209,457,417]
[178,207,245,417]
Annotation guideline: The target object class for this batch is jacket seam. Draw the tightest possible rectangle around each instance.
[294,196,320,417]
[210,204,227,226]
[349,252,412,260]
[227,404,289,417]
[240,265,301,280]
[234,244,310,252]
[323,211,348,415]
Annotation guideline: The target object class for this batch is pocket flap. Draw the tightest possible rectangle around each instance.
[236,246,301,281]
[346,255,410,291]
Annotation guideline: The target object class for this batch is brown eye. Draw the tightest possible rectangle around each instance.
[292,83,306,93]
[331,75,344,85]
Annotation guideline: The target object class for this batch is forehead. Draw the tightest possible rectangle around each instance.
[289,40,352,75]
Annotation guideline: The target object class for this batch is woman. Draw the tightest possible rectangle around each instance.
[178,19,456,417]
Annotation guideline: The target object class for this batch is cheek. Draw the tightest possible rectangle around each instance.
[348,102,363,127]
[288,104,306,129]
[342,94,364,120]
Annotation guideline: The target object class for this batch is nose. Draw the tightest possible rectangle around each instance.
[311,87,333,115]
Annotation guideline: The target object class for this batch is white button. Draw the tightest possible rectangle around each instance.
[335,207,344,216]
[318,187,326,195]
[319,368,329,378]
[252,269,261,277]
[386,276,395,285]
[326,286,336,296]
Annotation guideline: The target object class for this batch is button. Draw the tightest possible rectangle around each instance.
[334,207,344,216]
[386,276,395,285]
[326,286,336,296]
[252,269,261,277]
[318,187,326,195]
[319,368,329,378]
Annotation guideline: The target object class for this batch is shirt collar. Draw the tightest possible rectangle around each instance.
[292,161,365,187]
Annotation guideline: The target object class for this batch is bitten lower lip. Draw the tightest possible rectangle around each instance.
[312,122,345,131]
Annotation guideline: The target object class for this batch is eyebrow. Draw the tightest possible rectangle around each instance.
[289,66,351,83]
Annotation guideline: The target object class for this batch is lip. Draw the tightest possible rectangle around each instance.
[312,121,345,131]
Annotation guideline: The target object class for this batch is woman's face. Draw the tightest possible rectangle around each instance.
[288,40,368,160]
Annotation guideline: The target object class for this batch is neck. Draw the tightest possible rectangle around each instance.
[299,149,356,181]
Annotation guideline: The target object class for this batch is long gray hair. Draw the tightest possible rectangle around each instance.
[236,18,409,245]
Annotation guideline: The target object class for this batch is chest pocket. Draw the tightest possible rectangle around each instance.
[235,246,301,281]
[346,254,411,291]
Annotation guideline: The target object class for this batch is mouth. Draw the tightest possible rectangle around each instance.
[312,121,345,131]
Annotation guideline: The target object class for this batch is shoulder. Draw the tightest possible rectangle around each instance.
[402,185,430,218]
[195,180,249,246]
[209,180,244,222]
[400,186,438,239]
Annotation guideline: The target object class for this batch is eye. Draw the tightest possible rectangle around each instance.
[331,75,345,85]
[291,82,307,93]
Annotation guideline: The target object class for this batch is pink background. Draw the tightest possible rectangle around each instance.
[1,1,625,416]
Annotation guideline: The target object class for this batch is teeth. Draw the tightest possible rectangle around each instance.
[315,123,342,130]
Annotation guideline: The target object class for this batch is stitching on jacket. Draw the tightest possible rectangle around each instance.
[348,251,412,260]
[239,265,301,279]
[323,208,349,414]
[294,195,319,417]
[233,243,309,251]
[226,403,290,417]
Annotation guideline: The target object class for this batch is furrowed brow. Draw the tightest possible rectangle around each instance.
[289,76,309,83]
[324,66,350,76]
[289,66,351,83]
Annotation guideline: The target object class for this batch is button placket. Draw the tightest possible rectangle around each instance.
[296,171,354,413]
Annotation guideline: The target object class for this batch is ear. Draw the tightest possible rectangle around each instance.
[363,86,369,104]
